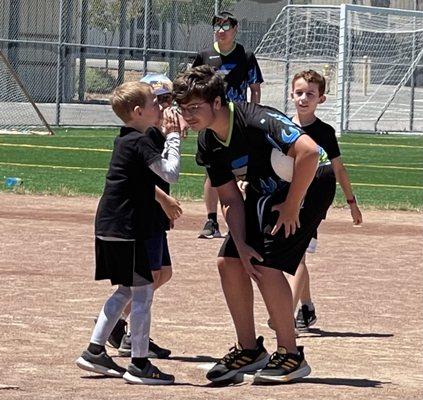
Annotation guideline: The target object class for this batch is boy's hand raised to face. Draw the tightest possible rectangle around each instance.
[162,108,182,135]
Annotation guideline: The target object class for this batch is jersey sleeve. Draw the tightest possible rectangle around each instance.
[246,51,264,85]
[258,106,305,155]
[323,125,341,160]
[191,52,204,68]
[196,131,234,187]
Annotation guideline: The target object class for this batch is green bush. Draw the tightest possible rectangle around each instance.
[86,67,115,94]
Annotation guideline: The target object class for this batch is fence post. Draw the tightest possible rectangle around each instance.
[142,0,151,76]
[336,4,347,136]
[410,2,417,132]
[78,0,89,101]
[55,0,64,126]
[214,0,221,15]
[283,6,291,114]
[362,55,369,96]
[117,0,128,86]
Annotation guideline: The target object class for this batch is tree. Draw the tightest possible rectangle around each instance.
[88,0,142,72]
[154,0,237,49]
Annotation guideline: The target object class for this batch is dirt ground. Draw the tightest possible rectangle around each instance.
[0,193,422,400]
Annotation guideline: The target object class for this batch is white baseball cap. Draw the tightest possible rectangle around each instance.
[140,73,172,96]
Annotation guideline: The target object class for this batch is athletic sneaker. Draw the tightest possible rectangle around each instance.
[76,350,126,377]
[148,337,172,358]
[118,333,131,356]
[253,346,311,383]
[123,361,175,385]
[198,219,222,239]
[206,336,270,382]
[118,334,171,359]
[296,305,317,332]
[108,318,127,348]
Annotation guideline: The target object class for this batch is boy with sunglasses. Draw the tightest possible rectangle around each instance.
[192,11,264,240]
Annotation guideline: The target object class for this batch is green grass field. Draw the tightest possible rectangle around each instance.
[0,128,422,210]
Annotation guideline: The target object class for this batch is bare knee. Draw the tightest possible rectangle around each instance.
[217,257,247,280]
[160,266,172,285]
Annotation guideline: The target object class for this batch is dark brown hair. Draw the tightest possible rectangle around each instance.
[292,69,326,96]
[173,65,227,106]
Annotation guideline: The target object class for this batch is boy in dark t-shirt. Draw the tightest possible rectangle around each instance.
[173,65,336,384]
[287,70,363,332]
[192,11,264,239]
[76,81,183,385]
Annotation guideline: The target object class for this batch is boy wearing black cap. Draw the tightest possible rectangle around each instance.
[193,11,264,240]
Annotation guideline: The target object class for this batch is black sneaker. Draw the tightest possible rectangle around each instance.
[123,361,175,385]
[118,333,131,357]
[148,338,171,358]
[198,219,222,239]
[76,350,126,377]
[253,346,311,383]
[118,334,171,359]
[108,318,127,349]
[206,336,270,382]
[296,305,317,332]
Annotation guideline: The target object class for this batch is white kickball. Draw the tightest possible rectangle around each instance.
[270,148,294,182]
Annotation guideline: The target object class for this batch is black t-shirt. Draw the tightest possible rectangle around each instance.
[301,118,340,160]
[148,128,171,231]
[196,102,306,196]
[192,43,264,102]
[95,126,164,239]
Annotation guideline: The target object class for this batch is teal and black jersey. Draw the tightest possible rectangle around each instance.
[196,102,307,196]
[192,43,263,102]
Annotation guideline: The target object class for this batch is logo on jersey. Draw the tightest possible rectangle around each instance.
[209,56,220,59]
[219,63,237,75]
[266,112,301,144]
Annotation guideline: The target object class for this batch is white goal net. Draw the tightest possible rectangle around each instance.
[0,50,53,135]
[255,4,423,134]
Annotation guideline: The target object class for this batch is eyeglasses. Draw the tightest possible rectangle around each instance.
[213,22,232,32]
[176,102,208,116]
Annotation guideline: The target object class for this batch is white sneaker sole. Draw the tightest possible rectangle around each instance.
[208,353,270,382]
[123,371,174,385]
[76,357,124,377]
[253,364,311,383]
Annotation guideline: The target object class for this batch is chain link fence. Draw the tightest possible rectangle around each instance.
[0,0,420,128]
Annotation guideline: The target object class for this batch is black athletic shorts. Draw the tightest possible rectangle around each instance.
[218,164,336,275]
[145,232,172,271]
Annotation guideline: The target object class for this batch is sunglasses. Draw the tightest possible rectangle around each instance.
[213,22,233,32]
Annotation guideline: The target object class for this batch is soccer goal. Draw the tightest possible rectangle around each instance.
[0,49,54,135]
[255,4,423,135]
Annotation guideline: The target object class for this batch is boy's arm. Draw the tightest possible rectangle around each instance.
[155,186,182,220]
[149,133,180,183]
[217,179,263,283]
[249,83,261,103]
[149,109,182,184]
[271,134,320,238]
[331,157,363,225]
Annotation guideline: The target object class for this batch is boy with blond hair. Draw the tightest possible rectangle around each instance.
[76,81,182,385]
